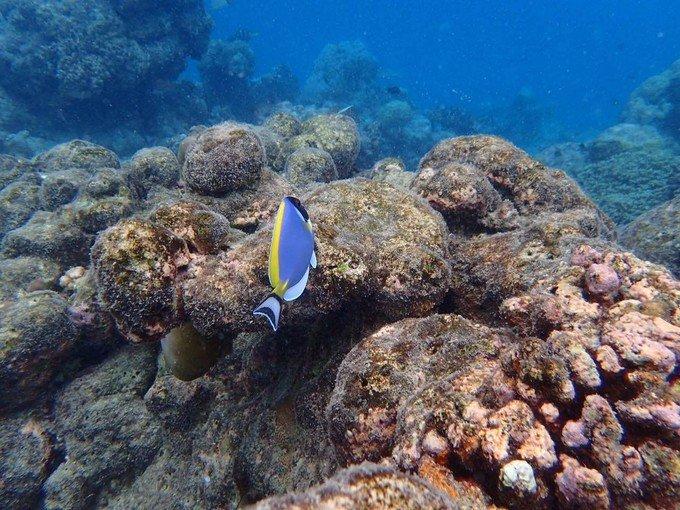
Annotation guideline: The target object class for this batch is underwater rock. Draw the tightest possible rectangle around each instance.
[42,345,160,510]
[1,210,90,267]
[144,371,212,430]
[177,125,207,167]
[148,166,294,233]
[127,146,181,197]
[91,218,190,342]
[182,122,266,196]
[412,161,518,234]
[0,154,38,188]
[326,243,680,507]
[301,114,360,178]
[149,200,244,255]
[303,40,379,106]
[0,416,56,510]
[264,112,303,139]
[0,291,79,411]
[571,147,680,224]
[254,125,288,172]
[81,168,129,199]
[420,135,603,217]
[182,178,450,336]
[199,37,255,107]
[0,256,61,301]
[0,0,211,130]
[253,462,457,509]
[619,194,679,277]
[65,194,135,235]
[0,179,40,238]
[623,57,680,140]
[39,168,90,210]
[284,147,338,187]
[33,140,120,172]
[368,157,414,188]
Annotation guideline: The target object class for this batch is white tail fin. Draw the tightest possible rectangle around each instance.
[253,294,282,331]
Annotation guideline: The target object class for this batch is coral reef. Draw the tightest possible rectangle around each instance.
[620,194,679,277]
[0,133,678,510]
[0,0,211,139]
[540,57,680,225]
[624,57,680,140]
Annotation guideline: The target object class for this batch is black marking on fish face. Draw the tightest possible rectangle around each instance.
[286,196,309,221]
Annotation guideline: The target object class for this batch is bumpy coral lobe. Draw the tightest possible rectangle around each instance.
[301,114,360,178]
[91,219,190,342]
[285,147,338,187]
[182,122,266,196]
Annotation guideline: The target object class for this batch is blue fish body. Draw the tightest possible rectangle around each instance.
[273,197,314,291]
[253,196,317,331]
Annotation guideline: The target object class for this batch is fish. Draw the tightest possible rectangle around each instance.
[253,196,317,331]
[337,105,353,114]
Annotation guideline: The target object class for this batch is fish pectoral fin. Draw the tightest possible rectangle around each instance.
[310,250,317,269]
[283,267,310,302]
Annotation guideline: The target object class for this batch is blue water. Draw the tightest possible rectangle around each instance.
[212,0,680,139]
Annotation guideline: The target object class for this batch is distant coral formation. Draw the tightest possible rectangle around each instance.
[541,59,680,226]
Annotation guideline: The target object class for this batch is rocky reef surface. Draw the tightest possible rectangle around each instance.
[0,126,678,510]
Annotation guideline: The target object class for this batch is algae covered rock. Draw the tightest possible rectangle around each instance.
[0,180,40,237]
[42,345,161,510]
[149,200,244,254]
[254,125,288,172]
[369,157,414,188]
[253,462,457,509]
[0,291,79,410]
[420,135,601,216]
[91,218,190,342]
[0,256,61,301]
[572,147,680,224]
[0,416,56,510]
[33,140,120,172]
[623,57,680,139]
[284,147,338,187]
[39,168,89,210]
[619,194,679,277]
[182,122,266,195]
[1,210,90,266]
[177,125,207,166]
[264,111,303,139]
[412,161,517,233]
[182,178,450,336]
[128,146,181,196]
[301,114,360,178]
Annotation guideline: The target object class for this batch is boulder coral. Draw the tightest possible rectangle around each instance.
[182,122,266,196]
[284,147,338,187]
[620,194,679,277]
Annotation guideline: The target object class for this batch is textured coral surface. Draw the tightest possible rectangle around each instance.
[0,132,678,510]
